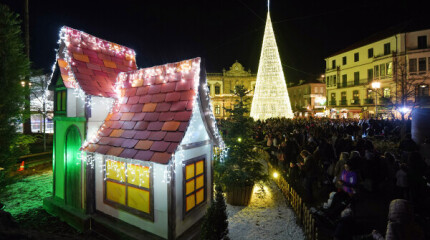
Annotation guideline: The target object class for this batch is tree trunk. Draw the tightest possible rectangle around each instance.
[23,0,31,134]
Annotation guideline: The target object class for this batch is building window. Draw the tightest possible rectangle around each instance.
[332,60,336,69]
[333,75,337,85]
[215,85,221,95]
[354,72,359,85]
[342,56,347,65]
[418,36,427,49]
[104,159,153,220]
[367,89,373,99]
[354,53,359,62]
[56,90,66,112]
[386,62,393,75]
[215,105,220,115]
[331,93,336,101]
[384,43,391,55]
[367,69,373,83]
[374,65,379,78]
[342,74,347,87]
[418,84,429,97]
[184,157,206,216]
[409,58,417,73]
[380,64,386,77]
[383,88,391,98]
[368,48,373,58]
[352,90,359,105]
[320,87,324,93]
[419,58,426,72]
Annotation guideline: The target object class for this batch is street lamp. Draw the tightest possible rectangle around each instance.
[371,81,381,118]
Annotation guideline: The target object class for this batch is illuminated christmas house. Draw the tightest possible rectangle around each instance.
[44,26,223,239]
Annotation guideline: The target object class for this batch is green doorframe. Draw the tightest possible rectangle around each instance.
[64,125,83,209]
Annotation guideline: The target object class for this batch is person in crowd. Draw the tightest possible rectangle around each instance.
[337,160,358,197]
[299,150,318,203]
[334,152,349,186]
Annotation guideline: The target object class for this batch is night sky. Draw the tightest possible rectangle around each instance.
[1,0,429,84]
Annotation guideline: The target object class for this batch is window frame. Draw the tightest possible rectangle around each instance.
[342,56,347,65]
[409,58,417,73]
[214,85,221,95]
[418,36,427,49]
[418,57,426,72]
[368,48,374,58]
[354,52,359,62]
[103,157,154,221]
[384,43,391,55]
[55,89,67,113]
[182,156,207,219]
[215,105,220,115]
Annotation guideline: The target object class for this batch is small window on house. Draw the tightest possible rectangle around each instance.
[374,65,379,78]
[333,75,337,85]
[418,84,429,96]
[419,58,426,72]
[354,53,359,62]
[341,92,347,100]
[342,56,347,65]
[367,89,373,99]
[418,36,427,49]
[383,88,391,98]
[56,90,67,112]
[342,74,347,87]
[215,105,220,115]
[353,90,359,100]
[331,93,336,101]
[332,60,336,69]
[367,69,373,83]
[104,159,153,220]
[184,158,206,216]
[386,62,393,75]
[384,43,391,55]
[215,85,221,95]
[409,58,417,73]
[380,64,386,77]
[354,72,360,85]
[368,48,374,58]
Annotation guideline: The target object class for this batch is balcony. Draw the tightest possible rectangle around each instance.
[329,100,337,106]
[379,97,391,105]
[339,100,347,106]
[364,98,374,104]
[337,79,371,89]
[351,99,360,105]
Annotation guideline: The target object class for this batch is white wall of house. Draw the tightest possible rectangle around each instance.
[66,89,86,118]
[87,96,115,141]
[94,154,169,239]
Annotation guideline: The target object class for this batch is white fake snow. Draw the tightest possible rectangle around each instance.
[227,169,305,240]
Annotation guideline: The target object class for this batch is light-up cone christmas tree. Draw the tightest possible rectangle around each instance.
[250,4,293,120]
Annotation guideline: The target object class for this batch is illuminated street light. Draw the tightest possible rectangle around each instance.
[273,171,279,179]
[237,137,242,142]
[21,81,26,87]
[371,81,381,118]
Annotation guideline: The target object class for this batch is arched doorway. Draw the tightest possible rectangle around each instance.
[65,125,82,209]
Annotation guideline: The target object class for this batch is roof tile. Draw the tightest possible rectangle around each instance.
[143,112,160,122]
[122,121,136,130]
[135,140,154,150]
[97,53,111,61]
[174,111,192,121]
[139,95,152,104]
[130,104,144,113]
[119,104,132,113]
[155,102,171,112]
[121,130,136,139]
[108,112,122,121]
[119,149,138,159]
[150,141,170,152]
[95,145,111,155]
[161,82,176,93]
[165,92,181,102]
[120,113,134,121]
[86,63,102,72]
[180,90,195,101]
[131,112,146,121]
[162,121,181,131]
[111,138,126,147]
[99,128,113,137]
[159,112,175,121]
[142,103,157,112]
[125,88,137,97]
[148,131,167,141]
[178,122,188,132]
[175,80,191,91]
[134,121,149,130]
[134,150,154,161]
[134,131,151,140]
[77,66,94,75]
[127,96,140,105]
[73,53,90,63]
[186,100,193,110]
[147,122,164,131]
[121,139,139,148]
[170,101,188,111]
[164,132,185,142]
[167,142,179,153]
[98,137,112,145]
[106,147,124,157]
[85,143,98,152]
[148,85,162,94]
[151,93,166,103]
[144,76,155,86]
[110,129,125,137]
[110,120,125,129]
[136,86,149,96]
[150,152,171,164]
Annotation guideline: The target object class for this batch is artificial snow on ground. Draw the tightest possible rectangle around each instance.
[227,163,305,240]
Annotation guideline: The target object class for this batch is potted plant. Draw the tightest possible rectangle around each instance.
[215,85,267,206]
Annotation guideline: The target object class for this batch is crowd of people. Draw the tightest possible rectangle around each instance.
[253,118,430,240]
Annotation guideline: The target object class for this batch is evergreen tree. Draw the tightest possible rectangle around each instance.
[0,4,31,190]
[200,185,229,240]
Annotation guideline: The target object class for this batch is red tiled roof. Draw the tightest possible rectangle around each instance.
[57,26,137,98]
[84,58,201,164]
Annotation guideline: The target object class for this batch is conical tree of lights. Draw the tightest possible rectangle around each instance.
[250,11,293,120]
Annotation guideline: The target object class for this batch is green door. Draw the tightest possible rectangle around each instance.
[65,126,82,209]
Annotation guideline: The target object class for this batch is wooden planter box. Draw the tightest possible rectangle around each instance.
[226,185,254,206]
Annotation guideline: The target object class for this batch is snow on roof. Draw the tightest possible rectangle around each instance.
[56,26,137,98]
[83,58,202,164]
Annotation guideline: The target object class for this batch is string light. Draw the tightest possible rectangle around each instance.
[250,11,294,120]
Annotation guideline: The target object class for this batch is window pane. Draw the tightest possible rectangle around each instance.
[196,175,204,189]
[368,48,373,58]
[186,194,195,211]
[127,164,150,188]
[196,189,204,205]
[409,59,417,72]
[61,91,66,111]
[106,160,126,182]
[186,164,194,180]
[56,92,61,111]
[106,181,126,205]
[387,62,393,75]
[380,64,385,77]
[419,58,426,72]
[196,160,204,175]
[186,179,195,195]
[127,186,150,213]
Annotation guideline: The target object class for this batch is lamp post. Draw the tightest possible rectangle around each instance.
[371,81,381,118]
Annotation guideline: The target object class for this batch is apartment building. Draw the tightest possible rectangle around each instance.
[325,26,430,119]
[288,80,326,117]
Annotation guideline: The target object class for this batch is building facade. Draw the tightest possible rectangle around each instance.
[207,61,256,118]
[325,28,430,119]
[288,80,326,117]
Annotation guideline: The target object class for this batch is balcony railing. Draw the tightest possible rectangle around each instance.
[337,79,373,89]
[339,100,347,106]
[364,98,374,104]
[329,100,336,106]
[351,99,360,105]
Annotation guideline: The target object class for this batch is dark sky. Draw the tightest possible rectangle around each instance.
[1,0,429,84]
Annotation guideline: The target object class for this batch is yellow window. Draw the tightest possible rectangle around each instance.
[186,179,195,195]
[128,186,150,213]
[106,181,126,205]
[186,164,194,180]
[196,160,204,175]
[127,164,150,188]
[196,175,204,189]
[186,195,195,212]
[106,159,125,182]
[196,189,204,205]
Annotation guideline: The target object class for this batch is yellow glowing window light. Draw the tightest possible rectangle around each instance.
[106,159,125,182]
[127,164,150,188]
[184,159,205,214]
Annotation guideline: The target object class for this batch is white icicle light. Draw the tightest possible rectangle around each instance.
[250,10,294,120]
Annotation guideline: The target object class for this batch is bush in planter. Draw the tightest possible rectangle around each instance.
[200,185,229,240]
[215,85,267,205]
